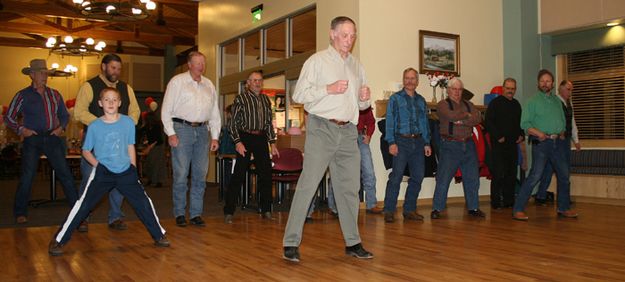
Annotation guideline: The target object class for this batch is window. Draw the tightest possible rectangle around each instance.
[566,46,625,142]
[222,40,239,76]
[265,22,287,64]
[291,9,316,56]
[243,31,261,70]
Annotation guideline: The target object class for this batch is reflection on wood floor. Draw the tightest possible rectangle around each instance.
[2,201,625,281]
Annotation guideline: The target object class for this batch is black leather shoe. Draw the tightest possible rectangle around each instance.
[535,198,547,206]
[305,217,313,223]
[403,211,424,221]
[224,214,233,224]
[283,246,300,262]
[345,243,373,259]
[189,216,206,227]
[48,240,63,256]
[154,235,170,247]
[468,209,486,217]
[175,215,187,227]
[108,219,128,230]
[431,210,442,219]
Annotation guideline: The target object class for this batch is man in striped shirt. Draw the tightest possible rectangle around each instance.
[4,59,78,224]
[223,71,279,223]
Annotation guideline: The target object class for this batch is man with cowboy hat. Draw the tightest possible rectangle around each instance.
[4,59,78,224]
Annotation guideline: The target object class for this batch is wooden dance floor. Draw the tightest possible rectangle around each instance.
[2,201,625,281]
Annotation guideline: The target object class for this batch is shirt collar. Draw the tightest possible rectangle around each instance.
[327,45,352,62]
[98,74,118,87]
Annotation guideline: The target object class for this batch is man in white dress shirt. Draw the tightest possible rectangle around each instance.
[282,16,373,262]
[161,51,221,228]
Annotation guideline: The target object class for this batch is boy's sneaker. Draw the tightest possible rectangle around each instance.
[48,240,63,256]
[154,236,170,247]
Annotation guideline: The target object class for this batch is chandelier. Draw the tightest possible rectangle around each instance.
[72,0,157,22]
[45,35,106,57]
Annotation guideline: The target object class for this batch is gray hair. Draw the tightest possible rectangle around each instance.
[447,77,463,89]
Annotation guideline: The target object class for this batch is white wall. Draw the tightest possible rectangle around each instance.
[199,0,505,203]
[359,0,503,201]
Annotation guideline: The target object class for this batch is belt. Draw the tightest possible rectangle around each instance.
[441,135,471,142]
[172,117,207,127]
[243,130,264,135]
[531,134,564,145]
[328,119,349,126]
[398,133,421,139]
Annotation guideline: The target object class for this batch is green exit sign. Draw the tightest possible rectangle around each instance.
[252,4,263,22]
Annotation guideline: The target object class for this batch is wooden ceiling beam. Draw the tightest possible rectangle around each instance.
[0,36,163,56]
[0,22,194,45]
[2,0,80,19]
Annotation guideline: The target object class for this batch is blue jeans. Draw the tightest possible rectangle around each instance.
[432,139,480,211]
[536,138,572,200]
[14,135,78,217]
[171,122,209,218]
[358,134,378,209]
[79,157,125,224]
[513,138,571,213]
[384,136,425,213]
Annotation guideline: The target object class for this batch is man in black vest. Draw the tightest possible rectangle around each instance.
[535,80,580,204]
[74,54,140,232]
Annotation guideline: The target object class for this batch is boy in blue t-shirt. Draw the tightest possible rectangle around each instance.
[49,87,169,256]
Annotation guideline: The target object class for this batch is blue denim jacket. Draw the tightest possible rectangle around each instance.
[385,89,430,145]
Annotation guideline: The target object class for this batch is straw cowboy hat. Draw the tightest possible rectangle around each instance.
[21,59,54,75]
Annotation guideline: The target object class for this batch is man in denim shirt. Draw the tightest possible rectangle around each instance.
[383,68,431,223]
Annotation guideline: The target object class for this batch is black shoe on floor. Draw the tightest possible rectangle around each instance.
[154,235,170,247]
[384,212,395,223]
[328,210,339,218]
[108,219,128,230]
[468,209,486,218]
[305,217,313,223]
[262,212,273,220]
[189,216,206,227]
[431,210,442,219]
[535,197,547,206]
[48,240,63,256]
[175,216,187,227]
[345,243,373,259]
[283,246,300,262]
[224,214,233,224]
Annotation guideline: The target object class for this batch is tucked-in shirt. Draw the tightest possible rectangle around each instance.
[385,89,431,145]
[521,91,565,135]
[557,94,579,144]
[74,74,140,125]
[229,88,276,144]
[292,45,370,124]
[485,95,524,144]
[82,115,134,173]
[357,106,375,137]
[161,71,221,139]
[437,98,481,139]
[4,85,68,135]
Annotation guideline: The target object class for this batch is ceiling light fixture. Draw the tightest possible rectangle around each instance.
[45,35,106,57]
[72,0,156,22]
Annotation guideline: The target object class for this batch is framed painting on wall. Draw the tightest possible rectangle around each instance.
[419,30,460,76]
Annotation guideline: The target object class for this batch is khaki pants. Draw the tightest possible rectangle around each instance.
[283,115,362,247]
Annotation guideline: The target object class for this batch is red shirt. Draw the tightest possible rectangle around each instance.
[357,107,375,137]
